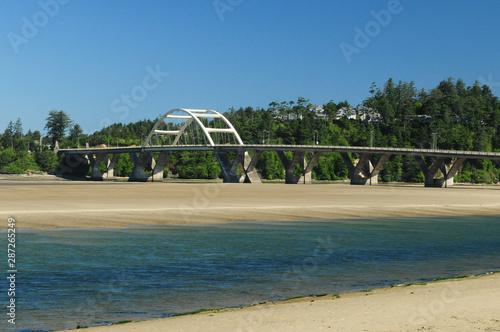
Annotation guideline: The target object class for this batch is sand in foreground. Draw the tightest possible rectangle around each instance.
[62,273,500,332]
[1,181,499,229]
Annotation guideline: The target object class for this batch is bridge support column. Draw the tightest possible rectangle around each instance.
[215,151,240,183]
[214,150,263,183]
[103,154,120,178]
[414,156,466,187]
[128,151,170,182]
[372,154,390,182]
[277,151,321,184]
[241,151,262,183]
[90,153,122,179]
[415,156,441,187]
[341,153,389,185]
[277,151,304,184]
[152,151,171,182]
[89,153,106,180]
[129,152,154,182]
[230,150,246,183]
[303,151,324,183]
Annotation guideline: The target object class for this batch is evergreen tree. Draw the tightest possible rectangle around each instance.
[45,110,73,145]
[14,118,23,138]
[69,124,83,139]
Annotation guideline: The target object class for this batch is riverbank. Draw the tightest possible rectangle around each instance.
[1,181,499,229]
[60,272,500,332]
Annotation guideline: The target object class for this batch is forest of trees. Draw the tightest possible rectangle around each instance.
[1,78,499,184]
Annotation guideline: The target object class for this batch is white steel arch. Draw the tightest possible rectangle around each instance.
[143,108,244,147]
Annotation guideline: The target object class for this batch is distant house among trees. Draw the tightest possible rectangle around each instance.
[309,105,329,120]
[335,106,382,123]
[357,106,382,124]
[335,107,357,120]
[273,112,303,121]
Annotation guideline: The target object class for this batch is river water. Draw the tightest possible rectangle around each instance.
[3,215,500,331]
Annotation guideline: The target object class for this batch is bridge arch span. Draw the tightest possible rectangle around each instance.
[144,108,244,147]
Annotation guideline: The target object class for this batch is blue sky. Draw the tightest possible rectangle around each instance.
[1,0,499,134]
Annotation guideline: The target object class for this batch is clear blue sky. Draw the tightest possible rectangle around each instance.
[1,0,499,134]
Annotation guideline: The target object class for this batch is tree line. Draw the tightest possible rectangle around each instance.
[1,78,499,183]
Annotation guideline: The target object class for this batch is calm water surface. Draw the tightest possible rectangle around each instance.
[2,215,500,331]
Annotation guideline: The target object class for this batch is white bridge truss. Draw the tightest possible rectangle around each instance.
[144,109,244,147]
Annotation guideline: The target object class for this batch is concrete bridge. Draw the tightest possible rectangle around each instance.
[56,108,500,187]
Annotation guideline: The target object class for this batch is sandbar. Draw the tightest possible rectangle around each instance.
[1,180,499,229]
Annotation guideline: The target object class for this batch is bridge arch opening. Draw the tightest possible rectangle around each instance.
[143,109,244,147]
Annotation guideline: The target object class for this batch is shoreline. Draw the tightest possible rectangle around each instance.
[5,212,500,233]
[59,272,500,332]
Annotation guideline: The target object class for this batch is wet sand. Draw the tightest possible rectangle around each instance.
[1,181,499,229]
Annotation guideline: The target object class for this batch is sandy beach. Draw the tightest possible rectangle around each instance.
[1,180,499,229]
[2,179,499,331]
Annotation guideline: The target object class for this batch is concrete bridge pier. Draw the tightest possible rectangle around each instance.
[303,151,324,183]
[128,151,171,182]
[89,153,106,180]
[439,158,466,187]
[88,153,120,180]
[414,156,466,187]
[215,150,241,183]
[240,151,262,183]
[277,151,304,184]
[151,151,171,182]
[129,152,150,181]
[127,152,152,182]
[276,151,322,184]
[341,153,389,185]
[214,150,263,183]
[103,154,120,178]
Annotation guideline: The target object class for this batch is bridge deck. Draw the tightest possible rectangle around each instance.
[58,144,500,160]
